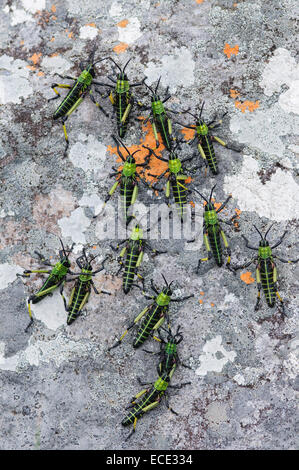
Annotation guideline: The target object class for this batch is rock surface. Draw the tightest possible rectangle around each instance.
[0,0,298,450]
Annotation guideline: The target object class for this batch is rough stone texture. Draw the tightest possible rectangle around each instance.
[0,0,298,450]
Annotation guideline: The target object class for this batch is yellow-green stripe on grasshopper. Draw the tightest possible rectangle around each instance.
[60,248,111,325]
[192,185,238,273]
[108,275,193,350]
[174,101,243,175]
[99,135,151,224]
[110,223,166,295]
[92,57,145,138]
[121,364,191,440]
[49,49,109,157]
[17,238,75,331]
[232,225,299,318]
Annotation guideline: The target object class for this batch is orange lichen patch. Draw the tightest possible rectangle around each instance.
[185,176,192,184]
[230,89,240,99]
[235,208,241,217]
[38,71,45,76]
[50,36,55,42]
[190,200,195,208]
[181,127,195,141]
[29,52,42,65]
[86,22,96,27]
[68,32,74,39]
[51,5,56,13]
[211,303,215,307]
[224,43,239,58]
[117,19,129,28]
[240,271,255,284]
[200,291,204,296]
[52,16,57,20]
[235,100,260,113]
[199,299,203,304]
[50,52,59,57]
[27,65,36,71]
[214,202,222,211]
[113,42,129,54]
[20,40,24,45]
[196,0,205,3]
[107,121,168,184]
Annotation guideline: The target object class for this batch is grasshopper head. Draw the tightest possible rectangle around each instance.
[130,224,143,240]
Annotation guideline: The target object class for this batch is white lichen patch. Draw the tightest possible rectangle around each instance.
[230,103,299,156]
[0,334,95,372]
[117,17,142,44]
[0,263,23,290]
[21,0,46,14]
[58,207,91,245]
[2,5,33,26]
[41,55,71,75]
[69,134,108,173]
[109,2,123,18]
[224,155,299,221]
[0,55,32,104]
[260,47,299,115]
[79,194,104,217]
[233,367,263,386]
[283,339,299,380]
[195,335,237,376]
[79,25,98,40]
[30,290,67,331]
[144,48,195,93]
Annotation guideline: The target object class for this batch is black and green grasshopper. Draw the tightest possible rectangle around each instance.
[122,365,190,440]
[192,185,237,272]
[17,238,75,331]
[141,78,183,150]
[144,142,195,221]
[48,48,108,157]
[143,325,191,376]
[233,225,299,317]
[95,57,145,138]
[60,248,111,325]
[102,135,151,224]
[110,222,166,294]
[175,102,241,175]
[108,275,194,349]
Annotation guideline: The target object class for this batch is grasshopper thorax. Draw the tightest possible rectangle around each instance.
[130,224,143,241]
[196,120,209,136]
[258,240,272,259]
[165,341,177,355]
[122,156,136,177]
[204,203,218,225]
[152,98,164,114]
[78,67,94,86]
[79,268,93,282]
[52,259,70,276]
[168,155,182,174]
[116,75,130,94]
[154,373,170,392]
[156,287,171,306]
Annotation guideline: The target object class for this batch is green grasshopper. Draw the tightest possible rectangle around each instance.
[60,248,111,325]
[192,185,237,273]
[110,221,166,294]
[108,275,194,349]
[101,135,151,225]
[49,48,108,157]
[94,57,145,138]
[141,78,187,150]
[143,325,191,376]
[122,365,190,440]
[143,141,195,221]
[175,101,242,175]
[17,238,75,331]
[233,225,299,317]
